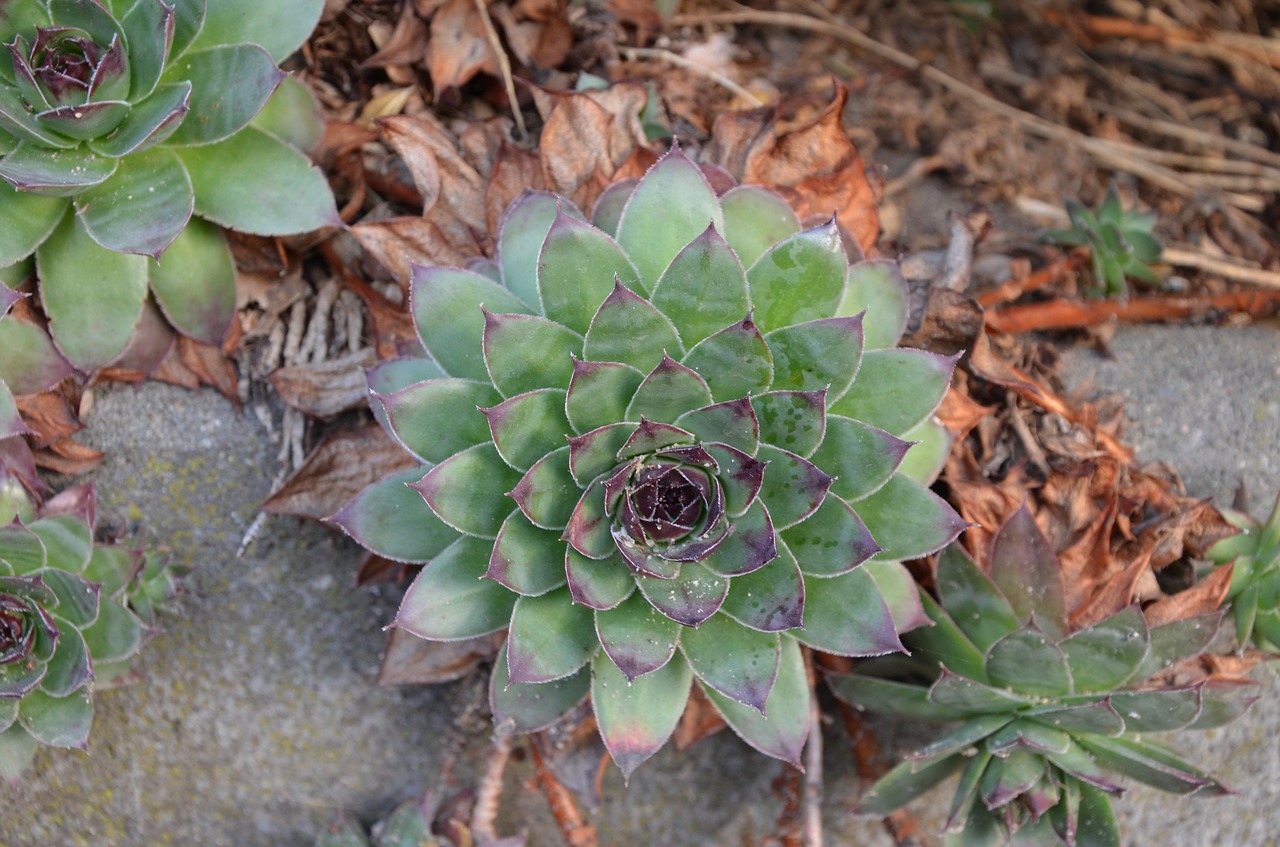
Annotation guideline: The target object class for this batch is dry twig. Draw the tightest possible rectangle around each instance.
[985,289,1280,333]
[622,46,763,105]
[471,732,514,842]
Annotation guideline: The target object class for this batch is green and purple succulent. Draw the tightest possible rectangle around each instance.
[0,0,336,379]
[1208,492,1280,651]
[334,145,966,777]
[0,390,182,779]
[834,507,1245,846]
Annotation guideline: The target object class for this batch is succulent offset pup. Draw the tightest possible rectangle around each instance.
[834,508,1244,847]
[1040,186,1162,298]
[0,395,183,779]
[1208,492,1280,651]
[0,0,335,376]
[336,146,966,776]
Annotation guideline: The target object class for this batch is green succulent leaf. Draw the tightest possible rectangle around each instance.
[679,614,779,712]
[490,642,590,734]
[80,598,146,664]
[378,378,498,465]
[717,539,805,632]
[984,626,1073,697]
[566,359,643,434]
[615,146,723,294]
[911,714,1011,762]
[87,82,191,158]
[510,446,578,530]
[566,547,635,610]
[481,312,578,401]
[929,670,1032,715]
[857,474,968,562]
[1109,686,1203,733]
[794,565,902,656]
[395,536,518,640]
[411,444,522,538]
[163,44,284,145]
[589,178,636,237]
[18,687,92,750]
[763,315,863,399]
[673,398,759,455]
[0,317,74,394]
[506,588,596,683]
[178,127,339,234]
[74,148,193,257]
[854,753,966,817]
[592,648,692,779]
[0,179,65,266]
[979,748,1045,811]
[1075,735,1218,795]
[251,76,324,152]
[754,444,832,531]
[1060,607,1148,694]
[864,559,930,635]
[367,357,446,432]
[747,219,847,333]
[38,616,92,698]
[783,493,880,578]
[625,354,712,425]
[934,544,1020,652]
[719,185,800,269]
[537,211,637,334]
[41,568,100,627]
[832,348,956,436]
[411,265,531,380]
[1027,700,1125,737]
[329,468,458,563]
[147,216,235,345]
[896,416,952,486]
[496,192,573,307]
[0,724,38,781]
[990,506,1067,641]
[910,576,987,682]
[192,0,323,62]
[840,260,909,349]
[680,316,773,403]
[1135,613,1221,680]
[595,590,680,680]
[583,279,683,371]
[830,674,962,721]
[702,635,809,766]
[0,143,117,196]
[636,561,729,627]
[120,0,177,101]
[37,211,149,371]
[650,224,749,347]
[482,388,571,471]
[486,511,569,597]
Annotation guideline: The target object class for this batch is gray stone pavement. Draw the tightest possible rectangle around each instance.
[5,323,1279,846]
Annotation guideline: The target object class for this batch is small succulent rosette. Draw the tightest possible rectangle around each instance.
[335,145,967,776]
[834,508,1245,847]
[0,0,336,380]
[1208,492,1280,651]
[1041,187,1161,298]
[0,394,181,779]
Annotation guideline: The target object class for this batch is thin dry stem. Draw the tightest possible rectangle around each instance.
[471,732,513,842]
[622,46,763,105]
[675,8,1265,211]
[1162,247,1280,289]
[473,0,527,141]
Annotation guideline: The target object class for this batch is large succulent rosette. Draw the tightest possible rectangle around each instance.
[0,390,181,779]
[0,0,335,377]
[835,508,1245,846]
[336,147,966,775]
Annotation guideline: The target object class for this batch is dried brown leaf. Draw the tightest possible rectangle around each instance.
[361,2,429,69]
[703,83,879,254]
[353,215,486,282]
[33,437,103,476]
[1144,562,1234,628]
[269,349,378,418]
[354,552,418,587]
[900,287,983,356]
[15,391,83,447]
[426,0,497,95]
[533,83,652,209]
[262,421,419,521]
[378,628,502,686]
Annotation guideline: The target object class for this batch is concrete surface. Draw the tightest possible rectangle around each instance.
[4,322,1278,846]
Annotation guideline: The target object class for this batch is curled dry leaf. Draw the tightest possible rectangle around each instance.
[703,83,880,254]
[262,421,419,521]
[378,628,503,686]
[269,349,379,418]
